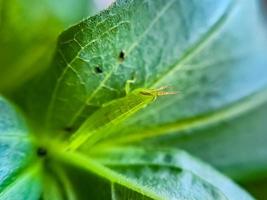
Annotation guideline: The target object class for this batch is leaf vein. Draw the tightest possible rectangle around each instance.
[67,0,176,126]
[150,1,236,87]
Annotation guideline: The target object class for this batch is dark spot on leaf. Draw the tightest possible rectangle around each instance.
[200,75,208,84]
[64,126,74,132]
[38,196,44,200]
[186,70,193,76]
[94,66,103,74]
[163,153,173,163]
[37,147,47,157]
[118,50,125,62]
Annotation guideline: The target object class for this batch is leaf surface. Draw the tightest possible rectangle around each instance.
[0,96,41,200]
[55,146,253,200]
[18,0,267,137]
[39,0,267,179]
[14,0,267,194]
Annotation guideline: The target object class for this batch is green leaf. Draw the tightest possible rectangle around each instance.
[66,88,170,151]
[0,96,41,199]
[242,178,267,200]
[0,0,93,92]
[16,0,267,181]
[53,146,254,200]
[32,0,267,129]
[103,89,267,182]
[12,0,267,197]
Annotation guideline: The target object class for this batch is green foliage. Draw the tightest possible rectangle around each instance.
[0,97,41,199]
[0,0,92,91]
[1,0,267,199]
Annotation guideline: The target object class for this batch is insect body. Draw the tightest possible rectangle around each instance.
[66,87,175,151]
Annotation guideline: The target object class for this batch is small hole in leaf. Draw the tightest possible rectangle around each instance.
[37,147,47,157]
[118,50,125,62]
[94,66,103,74]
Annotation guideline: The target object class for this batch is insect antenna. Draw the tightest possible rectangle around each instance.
[157,91,177,96]
[155,86,171,91]
[152,86,177,96]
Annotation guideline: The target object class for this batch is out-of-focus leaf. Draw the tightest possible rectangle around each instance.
[0,0,93,91]
[93,0,114,13]
[54,146,253,200]
[242,178,267,200]
[0,96,41,199]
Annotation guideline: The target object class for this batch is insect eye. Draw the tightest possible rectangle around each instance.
[139,91,152,96]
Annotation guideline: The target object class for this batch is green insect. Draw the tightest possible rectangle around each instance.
[66,86,176,151]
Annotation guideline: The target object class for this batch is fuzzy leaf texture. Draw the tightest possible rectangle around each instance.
[10,0,267,199]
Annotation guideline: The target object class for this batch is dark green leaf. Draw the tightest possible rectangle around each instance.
[242,178,267,200]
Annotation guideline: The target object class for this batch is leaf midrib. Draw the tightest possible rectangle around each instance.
[150,0,236,87]
[54,148,232,200]
[54,150,166,200]
[89,146,253,200]
[95,160,229,200]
